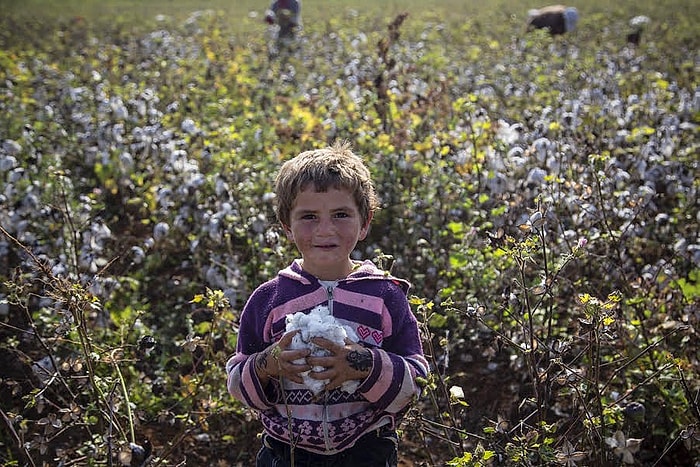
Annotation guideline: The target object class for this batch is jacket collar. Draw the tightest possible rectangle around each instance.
[279,258,410,292]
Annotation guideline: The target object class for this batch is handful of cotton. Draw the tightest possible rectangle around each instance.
[286,305,360,395]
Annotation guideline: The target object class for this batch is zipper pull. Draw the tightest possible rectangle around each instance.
[326,286,333,314]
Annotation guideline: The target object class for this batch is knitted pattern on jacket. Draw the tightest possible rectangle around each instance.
[226,259,429,455]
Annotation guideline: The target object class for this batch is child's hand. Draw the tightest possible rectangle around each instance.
[306,338,373,391]
[255,330,311,384]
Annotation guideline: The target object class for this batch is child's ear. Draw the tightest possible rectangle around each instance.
[282,223,294,240]
[359,212,373,240]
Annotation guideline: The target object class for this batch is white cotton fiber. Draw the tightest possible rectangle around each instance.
[285,305,360,394]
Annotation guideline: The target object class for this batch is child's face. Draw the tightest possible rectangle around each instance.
[285,186,371,280]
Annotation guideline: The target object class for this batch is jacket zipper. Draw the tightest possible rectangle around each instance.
[323,284,333,450]
[326,285,334,315]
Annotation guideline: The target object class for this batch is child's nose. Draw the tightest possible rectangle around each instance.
[315,217,335,234]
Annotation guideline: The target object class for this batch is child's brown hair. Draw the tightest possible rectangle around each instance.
[274,141,380,228]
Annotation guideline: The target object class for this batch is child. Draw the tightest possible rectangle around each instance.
[226,141,429,466]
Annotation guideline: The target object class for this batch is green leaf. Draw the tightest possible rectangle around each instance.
[675,269,700,300]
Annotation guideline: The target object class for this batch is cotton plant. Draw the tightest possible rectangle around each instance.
[286,305,360,395]
[605,430,643,465]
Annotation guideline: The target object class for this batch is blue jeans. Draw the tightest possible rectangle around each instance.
[256,428,399,467]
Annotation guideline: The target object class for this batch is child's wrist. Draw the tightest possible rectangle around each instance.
[347,348,373,376]
[255,351,275,380]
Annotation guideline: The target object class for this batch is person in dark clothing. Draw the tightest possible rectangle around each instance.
[265,0,302,49]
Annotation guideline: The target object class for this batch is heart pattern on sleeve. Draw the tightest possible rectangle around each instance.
[356,325,383,345]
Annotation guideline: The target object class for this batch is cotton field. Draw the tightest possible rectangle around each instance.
[0,1,698,465]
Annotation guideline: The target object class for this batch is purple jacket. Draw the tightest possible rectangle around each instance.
[226,259,429,454]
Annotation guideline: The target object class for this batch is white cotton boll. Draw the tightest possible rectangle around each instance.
[526,167,547,187]
[119,152,134,170]
[507,146,525,160]
[130,246,145,265]
[0,155,17,172]
[181,118,198,135]
[496,120,523,145]
[285,305,360,394]
[530,137,552,163]
[153,222,170,240]
[110,97,128,120]
[3,139,22,156]
[486,172,508,194]
[215,178,229,197]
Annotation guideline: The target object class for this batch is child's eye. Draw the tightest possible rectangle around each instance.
[301,214,316,220]
[334,212,349,218]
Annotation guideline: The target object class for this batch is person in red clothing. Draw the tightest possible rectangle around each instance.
[226,141,429,466]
